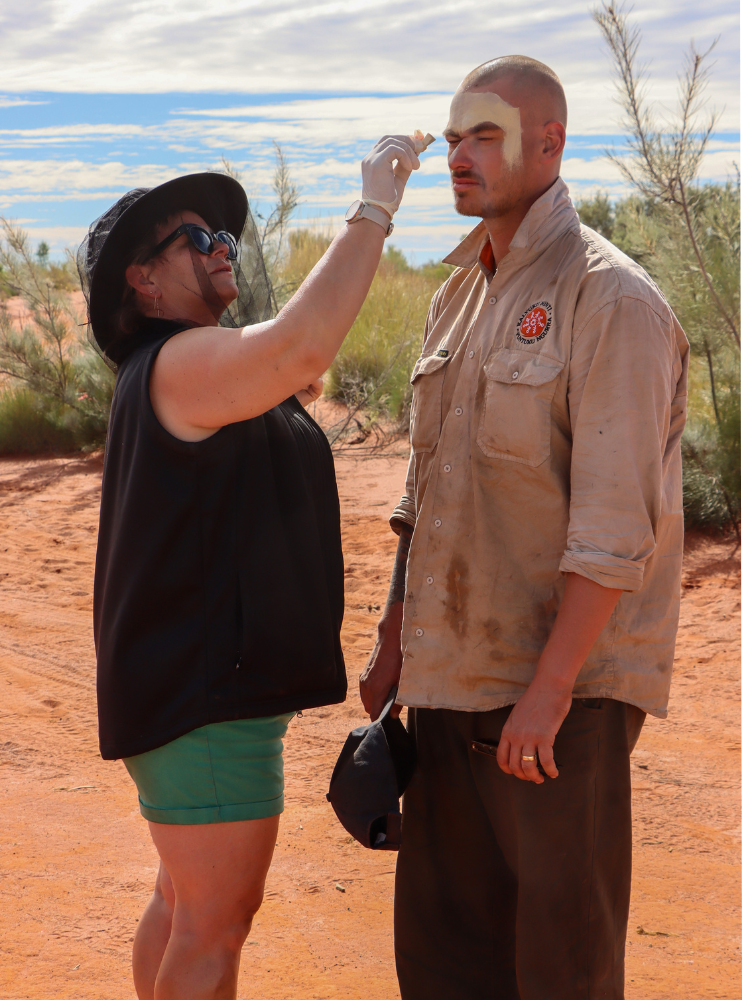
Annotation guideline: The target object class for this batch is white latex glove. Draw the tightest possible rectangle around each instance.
[361,134,424,219]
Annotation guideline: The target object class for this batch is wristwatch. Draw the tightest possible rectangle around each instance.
[345,200,394,237]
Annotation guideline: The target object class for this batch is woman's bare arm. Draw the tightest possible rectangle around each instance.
[151,218,387,440]
[150,134,423,441]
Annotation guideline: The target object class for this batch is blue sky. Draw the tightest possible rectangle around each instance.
[0,0,739,264]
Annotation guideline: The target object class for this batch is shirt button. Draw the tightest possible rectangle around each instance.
[468,350,475,359]
[512,371,519,379]
[415,627,424,637]
[427,576,434,584]
[443,464,451,473]
[455,406,463,416]
[489,296,497,305]
[434,518,442,527]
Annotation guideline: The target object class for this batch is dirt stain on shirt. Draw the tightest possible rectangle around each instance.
[444,554,470,637]
[482,616,506,661]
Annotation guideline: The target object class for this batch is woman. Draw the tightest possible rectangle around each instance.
[78,134,422,1000]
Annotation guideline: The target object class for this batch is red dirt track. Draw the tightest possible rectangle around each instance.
[0,449,740,998]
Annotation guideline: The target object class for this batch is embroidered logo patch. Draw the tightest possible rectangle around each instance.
[436,348,449,358]
[515,301,552,344]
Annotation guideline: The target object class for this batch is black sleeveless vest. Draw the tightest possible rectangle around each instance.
[94,321,346,760]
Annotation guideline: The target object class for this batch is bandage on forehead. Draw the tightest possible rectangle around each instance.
[446,91,523,165]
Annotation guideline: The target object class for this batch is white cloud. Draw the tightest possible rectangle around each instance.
[409,154,448,175]
[0,97,451,155]
[0,0,739,264]
[400,185,455,210]
[0,123,153,147]
[0,95,49,108]
[287,157,362,181]
[20,225,89,251]
[0,124,737,210]
[0,0,739,132]
[0,97,738,182]
[559,145,740,201]
[561,157,627,185]
[0,158,181,195]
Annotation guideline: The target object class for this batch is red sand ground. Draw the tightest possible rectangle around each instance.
[0,449,741,998]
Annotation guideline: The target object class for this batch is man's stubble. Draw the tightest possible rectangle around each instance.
[452,173,523,221]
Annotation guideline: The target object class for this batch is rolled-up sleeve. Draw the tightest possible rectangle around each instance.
[559,294,680,591]
[389,450,417,535]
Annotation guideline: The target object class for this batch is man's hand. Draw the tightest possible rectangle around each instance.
[496,572,623,784]
[360,601,404,720]
[361,523,412,720]
[496,679,571,784]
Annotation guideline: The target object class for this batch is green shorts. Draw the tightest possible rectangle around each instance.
[123,714,295,825]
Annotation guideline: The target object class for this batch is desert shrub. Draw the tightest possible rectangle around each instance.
[275,229,332,302]
[0,388,81,454]
[0,219,114,454]
[45,261,79,292]
[0,256,77,299]
[576,185,741,533]
[575,192,615,241]
[327,249,450,424]
[417,258,456,284]
[593,2,740,535]
[616,187,740,534]
[275,232,453,426]
[681,383,740,531]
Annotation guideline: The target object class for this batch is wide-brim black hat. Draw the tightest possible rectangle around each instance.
[79,172,249,362]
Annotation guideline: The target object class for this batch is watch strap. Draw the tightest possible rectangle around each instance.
[346,200,394,236]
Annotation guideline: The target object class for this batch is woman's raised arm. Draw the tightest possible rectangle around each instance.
[151,136,421,441]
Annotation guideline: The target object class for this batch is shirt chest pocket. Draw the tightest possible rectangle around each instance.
[477,349,564,468]
[409,352,453,454]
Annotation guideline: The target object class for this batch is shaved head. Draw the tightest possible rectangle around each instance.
[461,55,567,128]
[444,54,568,241]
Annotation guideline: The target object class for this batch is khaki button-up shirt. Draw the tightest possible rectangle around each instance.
[391,178,689,719]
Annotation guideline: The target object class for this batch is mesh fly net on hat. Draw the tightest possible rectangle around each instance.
[77,179,274,372]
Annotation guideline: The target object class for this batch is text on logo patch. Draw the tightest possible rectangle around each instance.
[515,301,553,344]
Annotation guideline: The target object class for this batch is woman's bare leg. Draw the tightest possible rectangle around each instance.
[147,815,279,1000]
[133,862,175,999]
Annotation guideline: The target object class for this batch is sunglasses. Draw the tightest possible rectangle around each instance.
[147,223,238,262]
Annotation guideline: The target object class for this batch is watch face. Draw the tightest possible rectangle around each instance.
[345,200,363,222]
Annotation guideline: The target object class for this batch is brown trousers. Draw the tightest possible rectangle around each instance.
[394,699,645,1000]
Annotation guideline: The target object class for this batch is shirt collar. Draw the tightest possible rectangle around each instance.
[442,177,580,274]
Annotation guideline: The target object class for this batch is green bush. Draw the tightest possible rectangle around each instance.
[682,459,737,534]
[0,218,114,455]
[0,382,110,455]
[326,249,452,424]
[0,388,80,454]
[275,231,453,426]
[578,188,741,535]
[681,382,740,532]
[575,192,615,241]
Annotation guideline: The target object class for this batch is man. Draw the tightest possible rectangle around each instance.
[360,55,688,1000]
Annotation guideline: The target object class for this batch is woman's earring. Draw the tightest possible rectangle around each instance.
[154,295,161,317]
